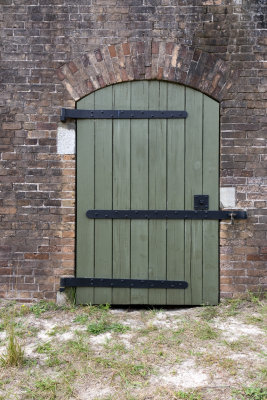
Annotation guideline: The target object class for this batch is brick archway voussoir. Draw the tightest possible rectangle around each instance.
[57,40,236,103]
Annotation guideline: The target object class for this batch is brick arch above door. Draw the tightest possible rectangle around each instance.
[57,40,236,103]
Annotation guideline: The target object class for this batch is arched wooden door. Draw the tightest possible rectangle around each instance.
[75,81,219,305]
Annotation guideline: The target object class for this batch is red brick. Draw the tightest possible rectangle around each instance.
[108,45,116,58]
[2,122,21,130]
[152,42,159,54]
[57,70,65,81]
[24,253,49,260]
[166,42,174,55]
[247,254,267,261]
[122,43,130,56]
[94,49,103,62]
[68,61,78,74]
[157,67,163,80]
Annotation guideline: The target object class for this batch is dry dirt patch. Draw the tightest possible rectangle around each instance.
[0,298,266,400]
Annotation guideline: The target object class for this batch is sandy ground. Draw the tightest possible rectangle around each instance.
[0,297,266,400]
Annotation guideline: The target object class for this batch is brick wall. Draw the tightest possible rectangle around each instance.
[0,0,266,301]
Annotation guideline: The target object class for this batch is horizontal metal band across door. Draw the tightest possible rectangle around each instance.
[60,108,188,122]
[86,209,247,220]
[60,277,188,292]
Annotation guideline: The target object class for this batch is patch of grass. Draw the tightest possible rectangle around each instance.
[148,307,164,315]
[219,357,237,375]
[223,337,250,352]
[245,315,264,325]
[18,304,31,316]
[232,386,267,400]
[1,320,24,367]
[13,320,28,338]
[87,320,130,335]
[65,339,91,355]
[0,378,10,388]
[45,355,62,367]
[175,389,203,399]
[73,313,89,324]
[0,301,16,319]
[25,377,58,400]
[173,327,186,335]
[65,287,76,305]
[48,325,69,336]
[36,341,52,354]
[223,298,243,317]
[138,323,158,335]
[30,300,57,316]
[87,303,110,315]
[104,342,129,354]
[200,305,219,321]
[246,291,266,306]
[258,367,267,380]
[35,341,63,366]
[35,377,57,391]
[197,352,237,375]
[193,321,219,340]
[26,326,40,337]
[94,356,151,383]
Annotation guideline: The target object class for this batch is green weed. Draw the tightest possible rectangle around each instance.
[36,342,52,354]
[48,325,69,336]
[175,389,203,399]
[30,300,57,317]
[104,342,128,354]
[246,291,266,305]
[87,303,110,314]
[223,338,250,352]
[232,386,267,400]
[258,367,267,380]
[25,377,58,400]
[200,305,219,321]
[1,320,24,367]
[87,320,130,335]
[65,339,90,355]
[35,377,57,391]
[35,341,63,366]
[223,298,243,317]
[138,323,158,335]
[65,287,76,305]
[45,355,62,367]
[94,356,150,382]
[73,314,89,324]
[26,326,40,337]
[245,315,264,325]
[194,322,219,340]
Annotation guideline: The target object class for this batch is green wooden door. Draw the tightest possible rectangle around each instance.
[76,81,219,306]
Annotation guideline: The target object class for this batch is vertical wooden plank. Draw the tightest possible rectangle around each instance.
[184,88,203,305]
[112,83,131,304]
[130,81,149,305]
[148,81,167,305]
[76,94,95,305]
[166,84,185,305]
[94,86,113,304]
[203,96,219,305]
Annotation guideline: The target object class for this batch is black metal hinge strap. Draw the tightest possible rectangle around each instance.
[60,278,188,292]
[86,210,247,220]
[60,108,188,122]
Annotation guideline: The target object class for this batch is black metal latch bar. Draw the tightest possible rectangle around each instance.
[60,108,188,122]
[60,277,188,292]
[86,209,247,220]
